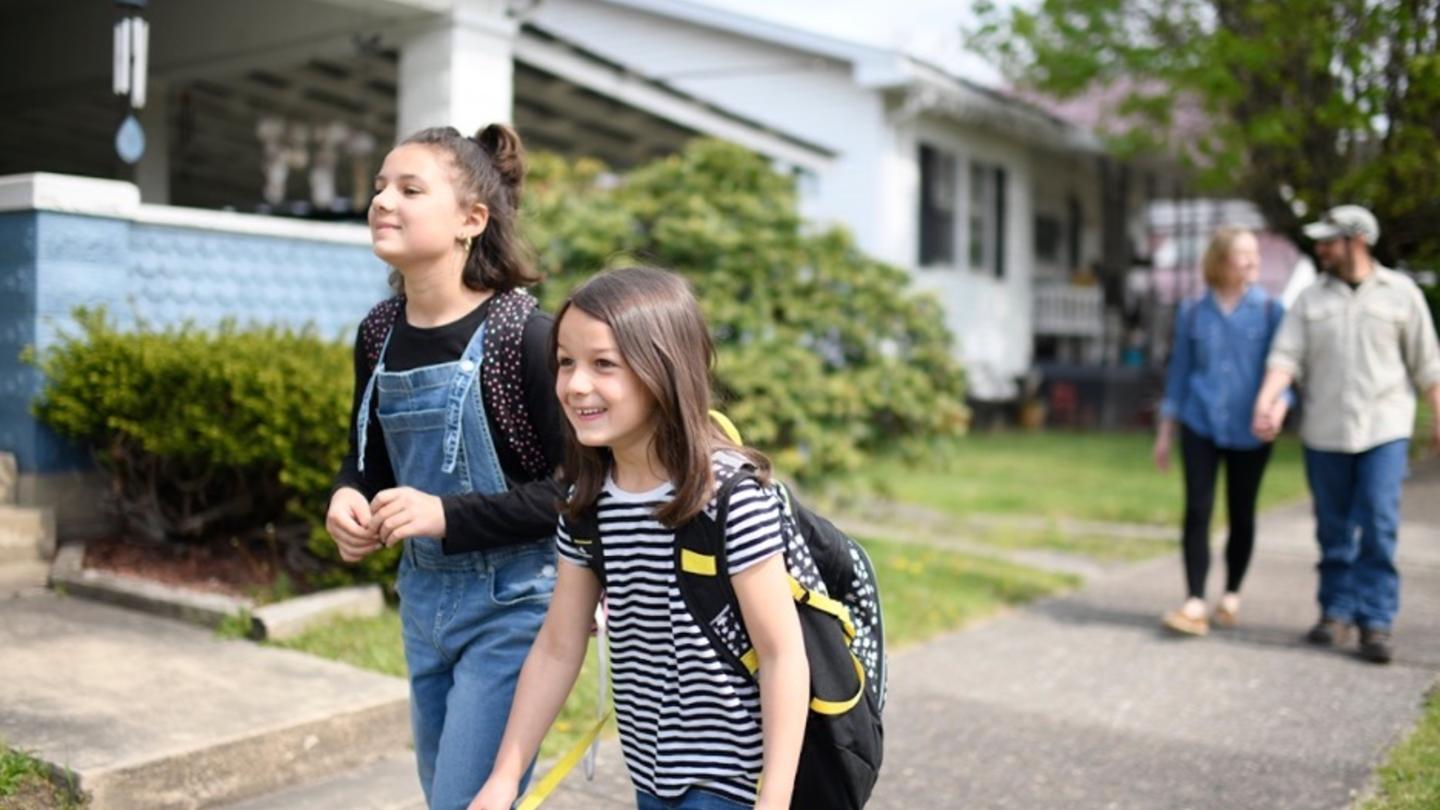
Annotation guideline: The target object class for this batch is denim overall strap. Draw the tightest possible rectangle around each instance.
[355,325,396,475]
[442,320,487,475]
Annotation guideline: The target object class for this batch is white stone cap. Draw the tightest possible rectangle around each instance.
[0,172,372,246]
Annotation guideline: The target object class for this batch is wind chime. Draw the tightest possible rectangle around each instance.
[112,0,150,166]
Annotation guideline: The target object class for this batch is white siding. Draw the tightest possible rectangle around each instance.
[893,115,1037,399]
[530,0,891,254]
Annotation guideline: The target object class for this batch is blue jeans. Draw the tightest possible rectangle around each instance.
[1303,440,1408,630]
[635,787,753,809]
[398,539,554,810]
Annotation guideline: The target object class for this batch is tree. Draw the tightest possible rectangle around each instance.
[524,140,968,480]
[970,0,1440,268]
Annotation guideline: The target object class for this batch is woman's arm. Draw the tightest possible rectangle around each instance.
[732,554,808,810]
[469,560,601,810]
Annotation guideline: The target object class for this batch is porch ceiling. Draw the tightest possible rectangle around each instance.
[2,3,826,214]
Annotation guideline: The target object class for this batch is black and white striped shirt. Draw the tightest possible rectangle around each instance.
[555,456,785,804]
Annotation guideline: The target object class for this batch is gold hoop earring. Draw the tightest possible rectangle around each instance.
[459,235,474,253]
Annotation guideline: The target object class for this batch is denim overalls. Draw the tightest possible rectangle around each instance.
[357,317,556,810]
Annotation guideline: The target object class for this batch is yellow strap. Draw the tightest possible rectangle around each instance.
[514,710,612,810]
[740,648,760,674]
[680,549,717,576]
[809,654,867,716]
[709,409,743,444]
[787,576,856,640]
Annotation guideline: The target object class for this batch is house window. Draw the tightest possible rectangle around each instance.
[1034,213,1062,264]
[918,144,956,266]
[969,162,1007,278]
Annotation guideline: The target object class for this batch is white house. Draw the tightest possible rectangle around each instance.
[527,0,1166,399]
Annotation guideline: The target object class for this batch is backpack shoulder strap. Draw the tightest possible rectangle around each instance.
[674,465,759,679]
[360,295,405,375]
[479,289,550,480]
[565,503,608,589]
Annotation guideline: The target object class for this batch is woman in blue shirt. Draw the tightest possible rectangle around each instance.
[1154,227,1286,636]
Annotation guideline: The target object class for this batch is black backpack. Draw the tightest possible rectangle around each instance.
[575,463,886,810]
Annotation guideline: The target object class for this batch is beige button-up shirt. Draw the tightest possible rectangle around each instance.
[1267,265,1440,452]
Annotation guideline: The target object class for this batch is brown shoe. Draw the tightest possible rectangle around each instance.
[1163,609,1209,636]
[1306,617,1355,647]
[1358,628,1394,664]
[1212,604,1239,629]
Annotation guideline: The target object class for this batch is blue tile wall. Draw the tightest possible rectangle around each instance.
[2,210,389,473]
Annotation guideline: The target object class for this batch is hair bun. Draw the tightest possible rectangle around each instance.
[475,123,526,199]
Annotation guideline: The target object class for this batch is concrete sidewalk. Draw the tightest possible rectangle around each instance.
[542,465,1440,809]
[0,593,411,808]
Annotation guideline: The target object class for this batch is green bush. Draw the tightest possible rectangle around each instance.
[526,140,968,479]
[25,309,400,584]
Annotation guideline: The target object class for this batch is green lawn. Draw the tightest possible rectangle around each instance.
[949,525,1171,563]
[274,535,1075,764]
[1363,690,1440,810]
[842,432,1309,527]
[861,536,1077,646]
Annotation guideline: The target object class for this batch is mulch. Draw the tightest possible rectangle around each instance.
[82,535,315,599]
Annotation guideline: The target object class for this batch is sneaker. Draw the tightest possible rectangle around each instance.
[1359,628,1394,664]
[1306,617,1355,647]
[1213,601,1239,629]
[1163,609,1209,636]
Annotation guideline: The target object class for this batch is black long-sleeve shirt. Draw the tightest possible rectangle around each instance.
[333,297,564,553]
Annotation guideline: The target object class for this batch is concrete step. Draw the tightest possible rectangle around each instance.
[0,592,411,809]
[0,559,51,597]
[0,503,56,563]
[213,752,424,810]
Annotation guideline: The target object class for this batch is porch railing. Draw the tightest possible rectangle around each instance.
[1033,283,1104,338]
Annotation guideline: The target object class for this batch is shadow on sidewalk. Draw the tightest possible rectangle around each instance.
[1027,593,1440,668]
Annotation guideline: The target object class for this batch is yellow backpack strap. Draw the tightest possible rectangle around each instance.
[514,709,611,810]
[709,409,743,445]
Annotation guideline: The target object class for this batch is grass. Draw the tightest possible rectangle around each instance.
[271,611,406,677]
[860,535,1078,647]
[1362,689,1440,810]
[0,745,84,809]
[274,535,1076,762]
[841,432,1310,527]
[954,525,1171,563]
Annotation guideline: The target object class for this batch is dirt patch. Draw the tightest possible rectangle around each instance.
[0,776,84,809]
[82,535,316,601]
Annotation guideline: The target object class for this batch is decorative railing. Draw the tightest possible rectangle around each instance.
[1033,283,1104,338]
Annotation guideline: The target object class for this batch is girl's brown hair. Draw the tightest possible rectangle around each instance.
[1201,226,1255,289]
[390,124,540,294]
[553,267,770,527]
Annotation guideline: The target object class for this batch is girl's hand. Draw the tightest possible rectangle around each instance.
[369,487,447,546]
[467,778,518,810]
[326,487,380,562]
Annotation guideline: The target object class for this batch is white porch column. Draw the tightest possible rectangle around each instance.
[397,0,516,140]
[135,78,170,205]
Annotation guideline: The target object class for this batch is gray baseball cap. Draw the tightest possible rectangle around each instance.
[1302,204,1379,245]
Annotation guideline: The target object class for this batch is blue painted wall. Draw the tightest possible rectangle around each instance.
[1,210,389,474]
